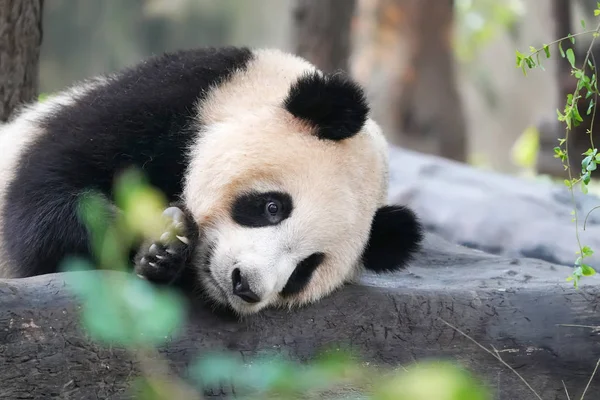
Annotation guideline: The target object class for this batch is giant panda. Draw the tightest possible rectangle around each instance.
[0,47,423,315]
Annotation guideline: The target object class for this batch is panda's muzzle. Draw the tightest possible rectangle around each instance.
[231,267,261,303]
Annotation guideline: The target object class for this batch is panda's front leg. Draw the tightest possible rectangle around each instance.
[133,204,200,285]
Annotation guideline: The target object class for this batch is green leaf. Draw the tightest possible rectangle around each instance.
[581,264,596,276]
[572,102,584,124]
[582,19,587,28]
[63,260,186,346]
[190,352,303,393]
[595,9,600,16]
[128,377,187,400]
[190,352,243,388]
[543,44,551,58]
[582,246,594,257]
[124,278,186,344]
[61,257,101,296]
[515,50,523,67]
[511,126,539,168]
[373,361,490,400]
[582,155,592,170]
[559,41,565,57]
[114,168,168,240]
[587,99,595,115]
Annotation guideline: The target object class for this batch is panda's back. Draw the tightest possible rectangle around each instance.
[0,47,259,277]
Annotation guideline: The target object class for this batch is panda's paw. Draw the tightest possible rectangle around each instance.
[134,206,197,284]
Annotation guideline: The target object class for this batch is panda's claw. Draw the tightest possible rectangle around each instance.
[148,243,161,256]
[134,205,197,284]
[163,206,184,219]
[176,234,190,245]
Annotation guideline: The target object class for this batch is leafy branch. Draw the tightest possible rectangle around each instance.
[516,3,600,288]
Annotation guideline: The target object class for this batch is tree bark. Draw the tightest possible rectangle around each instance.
[292,0,357,73]
[0,0,44,122]
[351,0,467,163]
[1,231,599,399]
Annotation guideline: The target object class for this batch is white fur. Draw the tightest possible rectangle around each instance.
[183,49,390,315]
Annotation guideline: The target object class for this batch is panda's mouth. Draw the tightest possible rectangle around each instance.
[197,242,264,313]
[202,271,267,315]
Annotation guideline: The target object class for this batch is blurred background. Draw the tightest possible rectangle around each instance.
[26,0,600,177]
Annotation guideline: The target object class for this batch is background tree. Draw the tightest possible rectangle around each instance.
[536,0,600,177]
[0,0,44,122]
[352,0,467,163]
[291,0,357,73]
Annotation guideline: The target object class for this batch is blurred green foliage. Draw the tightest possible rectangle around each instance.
[454,0,524,62]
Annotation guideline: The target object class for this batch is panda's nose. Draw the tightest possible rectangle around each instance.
[231,268,261,303]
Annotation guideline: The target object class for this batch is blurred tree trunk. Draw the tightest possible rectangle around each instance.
[0,0,44,122]
[578,0,599,13]
[352,0,467,163]
[292,0,356,73]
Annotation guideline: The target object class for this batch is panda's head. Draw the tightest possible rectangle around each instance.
[182,49,422,315]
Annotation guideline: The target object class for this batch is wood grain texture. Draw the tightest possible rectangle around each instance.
[0,0,44,122]
[1,233,599,399]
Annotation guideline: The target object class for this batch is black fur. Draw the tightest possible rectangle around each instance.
[283,71,369,141]
[2,47,254,277]
[362,205,424,273]
[231,191,293,228]
[280,252,326,297]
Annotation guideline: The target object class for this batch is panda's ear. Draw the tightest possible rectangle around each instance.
[362,205,424,273]
[283,71,369,141]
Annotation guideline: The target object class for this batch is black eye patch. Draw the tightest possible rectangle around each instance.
[231,191,293,228]
[280,252,325,297]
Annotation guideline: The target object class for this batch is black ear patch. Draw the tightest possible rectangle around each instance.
[362,205,424,273]
[283,71,369,141]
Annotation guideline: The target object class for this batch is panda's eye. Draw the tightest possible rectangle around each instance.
[266,201,279,216]
[231,191,293,228]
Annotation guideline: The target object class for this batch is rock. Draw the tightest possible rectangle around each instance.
[1,232,599,400]
[387,145,600,269]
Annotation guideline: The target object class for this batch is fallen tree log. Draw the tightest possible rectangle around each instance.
[1,232,599,399]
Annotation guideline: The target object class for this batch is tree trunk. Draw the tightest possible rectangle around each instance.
[0,0,44,122]
[537,0,600,178]
[292,0,356,73]
[2,231,600,399]
[351,0,467,163]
